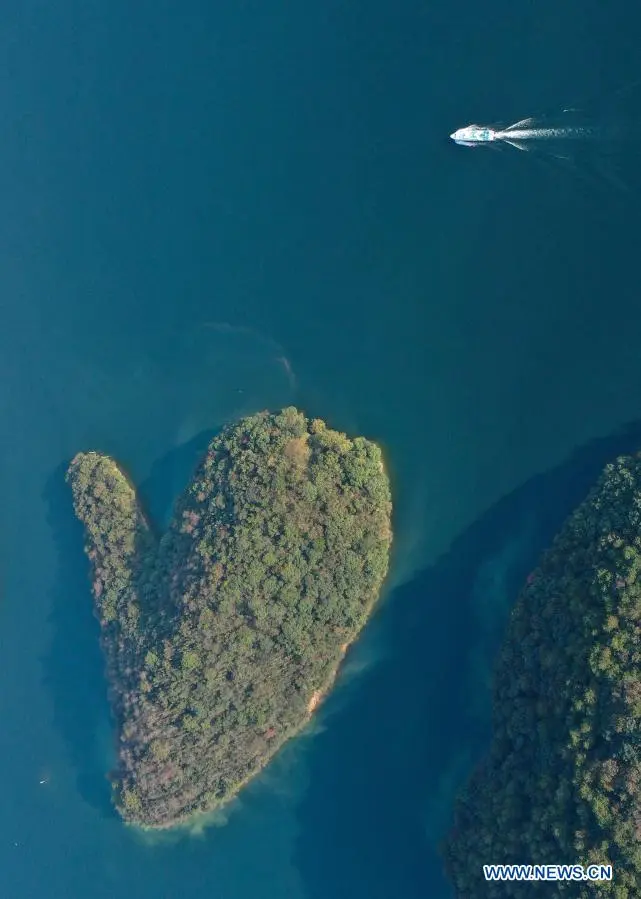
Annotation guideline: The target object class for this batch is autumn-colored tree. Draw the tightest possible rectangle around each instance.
[443,452,641,898]
[67,407,392,829]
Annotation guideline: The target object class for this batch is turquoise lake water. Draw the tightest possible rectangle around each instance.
[4,2,641,897]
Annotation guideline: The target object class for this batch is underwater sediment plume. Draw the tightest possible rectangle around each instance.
[443,451,641,897]
[67,407,392,829]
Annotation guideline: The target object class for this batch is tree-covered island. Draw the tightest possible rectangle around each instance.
[67,407,392,829]
[443,452,641,897]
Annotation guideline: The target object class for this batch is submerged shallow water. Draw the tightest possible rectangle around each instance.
[3,2,641,898]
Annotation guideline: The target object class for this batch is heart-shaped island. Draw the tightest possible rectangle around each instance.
[67,407,392,829]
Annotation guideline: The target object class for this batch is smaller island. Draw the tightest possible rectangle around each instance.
[67,407,392,829]
[443,451,641,898]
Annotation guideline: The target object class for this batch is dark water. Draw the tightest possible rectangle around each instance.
[4,2,641,897]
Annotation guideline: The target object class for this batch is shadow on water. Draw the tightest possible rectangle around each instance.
[137,428,217,527]
[294,418,641,899]
[41,430,218,822]
[41,417,641,891]
[42,462,117,820]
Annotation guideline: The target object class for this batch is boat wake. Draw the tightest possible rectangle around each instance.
[450,81,641,193]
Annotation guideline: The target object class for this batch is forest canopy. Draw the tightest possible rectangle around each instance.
[67,407,392,829]
[443,452,641,898]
